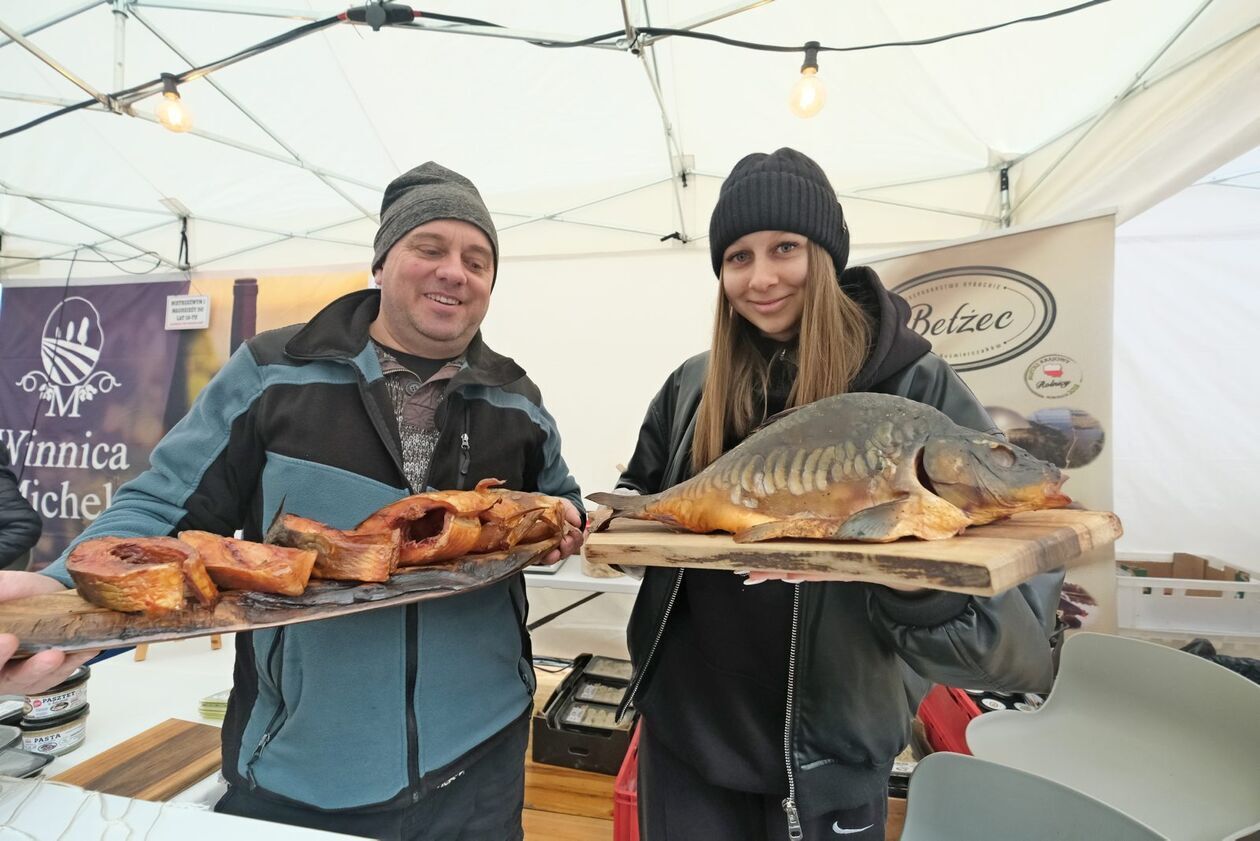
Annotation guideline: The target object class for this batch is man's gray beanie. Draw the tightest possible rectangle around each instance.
[372,162,499,281]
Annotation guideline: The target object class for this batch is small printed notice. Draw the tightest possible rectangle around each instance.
[165,294,210,330]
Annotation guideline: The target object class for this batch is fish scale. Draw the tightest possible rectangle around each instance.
[589,392,1070,543]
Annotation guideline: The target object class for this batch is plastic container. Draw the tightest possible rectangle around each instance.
[1117,553,1258,639]
[918,685,977,755]
[19,703,89,756]
[23,665,89,721]
[612,724,641,841]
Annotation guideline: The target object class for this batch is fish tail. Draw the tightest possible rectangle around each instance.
[585,491,658,532]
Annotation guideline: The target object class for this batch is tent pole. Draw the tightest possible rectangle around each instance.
[0,1,105,51]
[1008,0,1214,216]
[497,178,673,232]
[999,166,1012,228]
[690,172,999,223]
[111,1,127,91]
[642,0,774,45]
[638,49,690,242]
[129,9,377,221]
[0,19,120,112]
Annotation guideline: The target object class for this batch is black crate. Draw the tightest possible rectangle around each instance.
[531,653,637,776]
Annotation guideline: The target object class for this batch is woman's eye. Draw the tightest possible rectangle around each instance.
[777,241,800,253]
[725,251,748,264]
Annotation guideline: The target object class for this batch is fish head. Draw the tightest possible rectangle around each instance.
[921,433,1071,522]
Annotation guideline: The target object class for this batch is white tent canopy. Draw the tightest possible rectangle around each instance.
[2,0,1259,277]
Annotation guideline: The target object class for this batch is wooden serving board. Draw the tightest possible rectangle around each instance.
[584,510,1121,596]
[3,538,557,655]
[51,718,222,801]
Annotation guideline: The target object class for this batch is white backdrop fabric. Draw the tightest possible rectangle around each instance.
[1112,145,1260,575]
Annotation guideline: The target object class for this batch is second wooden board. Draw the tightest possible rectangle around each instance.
[583,510,1121,596]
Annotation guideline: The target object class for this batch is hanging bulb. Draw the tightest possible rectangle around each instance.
[788,41,826,119]
[156,74,192,133]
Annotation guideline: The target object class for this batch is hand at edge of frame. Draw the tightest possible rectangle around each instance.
[0,571,99,695]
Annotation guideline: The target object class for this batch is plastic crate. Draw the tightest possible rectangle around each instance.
[1117,553,1260,639]
[917,685,977,754]
[612,723,641,841]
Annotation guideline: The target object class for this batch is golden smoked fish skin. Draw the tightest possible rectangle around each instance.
[589,393,1070,543]
[67,536,219,614]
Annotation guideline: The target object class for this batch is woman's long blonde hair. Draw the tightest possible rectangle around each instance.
[692,241,871,472]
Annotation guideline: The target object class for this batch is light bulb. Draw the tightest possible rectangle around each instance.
[789,67,826,119]
[156,91,192,132]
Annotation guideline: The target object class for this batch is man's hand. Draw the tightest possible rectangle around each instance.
[540,499,585,565]
[0,571,99,695]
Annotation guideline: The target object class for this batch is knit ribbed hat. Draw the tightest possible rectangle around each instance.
[708,147,849,277]
[372,162,499,281]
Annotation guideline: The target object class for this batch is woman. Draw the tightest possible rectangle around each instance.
[614,148,1062,841]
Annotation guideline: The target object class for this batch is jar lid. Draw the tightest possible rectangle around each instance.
[32,665,90,697]
[19,703,90,731]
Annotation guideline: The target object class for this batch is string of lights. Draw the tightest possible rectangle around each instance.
[0,0,1114,138]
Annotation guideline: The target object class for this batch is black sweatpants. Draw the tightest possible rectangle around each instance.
[638,723,886,841]
[215,714,528,841]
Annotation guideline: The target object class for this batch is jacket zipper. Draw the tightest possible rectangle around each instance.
[365,364,424,797]
[618,568,684,721]
[245,628,287,790]
[781,583,803,840]
[458,404,471,490]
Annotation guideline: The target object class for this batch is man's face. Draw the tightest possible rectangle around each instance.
[371,219,494,358]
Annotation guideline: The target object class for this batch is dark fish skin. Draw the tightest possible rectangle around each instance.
[589,393,1070,543]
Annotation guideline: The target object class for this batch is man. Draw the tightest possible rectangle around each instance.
[0,162,584,840]
[0,446,41,572]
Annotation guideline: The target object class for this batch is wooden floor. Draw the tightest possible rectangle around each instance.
[524,668,617,840]
[523,809,614,841]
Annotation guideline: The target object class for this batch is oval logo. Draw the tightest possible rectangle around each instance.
[891,267,1056,371]
[41,296,104,387]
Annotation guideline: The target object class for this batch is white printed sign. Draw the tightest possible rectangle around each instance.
[165,294,210,330]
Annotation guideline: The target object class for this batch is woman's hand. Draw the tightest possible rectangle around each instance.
[0,571,99,695]
[742,570,926,594]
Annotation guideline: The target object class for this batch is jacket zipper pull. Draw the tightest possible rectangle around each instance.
[459,432,471,478]
[246,732,272,790]
[782,797,803,840]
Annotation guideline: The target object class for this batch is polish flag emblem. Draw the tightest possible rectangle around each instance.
[1043,363,1064,378]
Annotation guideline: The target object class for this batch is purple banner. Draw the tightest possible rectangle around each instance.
[0,280,188,570]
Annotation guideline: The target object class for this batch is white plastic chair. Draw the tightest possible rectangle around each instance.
[900,752,1165,840]
[967,632,1260,841]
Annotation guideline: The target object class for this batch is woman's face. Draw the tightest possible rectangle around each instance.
[721,230,810,341]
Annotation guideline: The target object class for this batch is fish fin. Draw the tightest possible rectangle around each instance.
[584,491,659,531]
[748,403,807,436]
[263,494,289,543]
[733,518,847,543]
[503,508,546,548]
[837,494,971,542]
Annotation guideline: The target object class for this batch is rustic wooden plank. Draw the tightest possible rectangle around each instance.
[2,538,558,655]
[523,809,613,841]
[51,719,221,801]
[585,510,1121,596]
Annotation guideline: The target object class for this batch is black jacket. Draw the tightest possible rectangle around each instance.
[0,446,41,568]
[616,267,1063,823]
